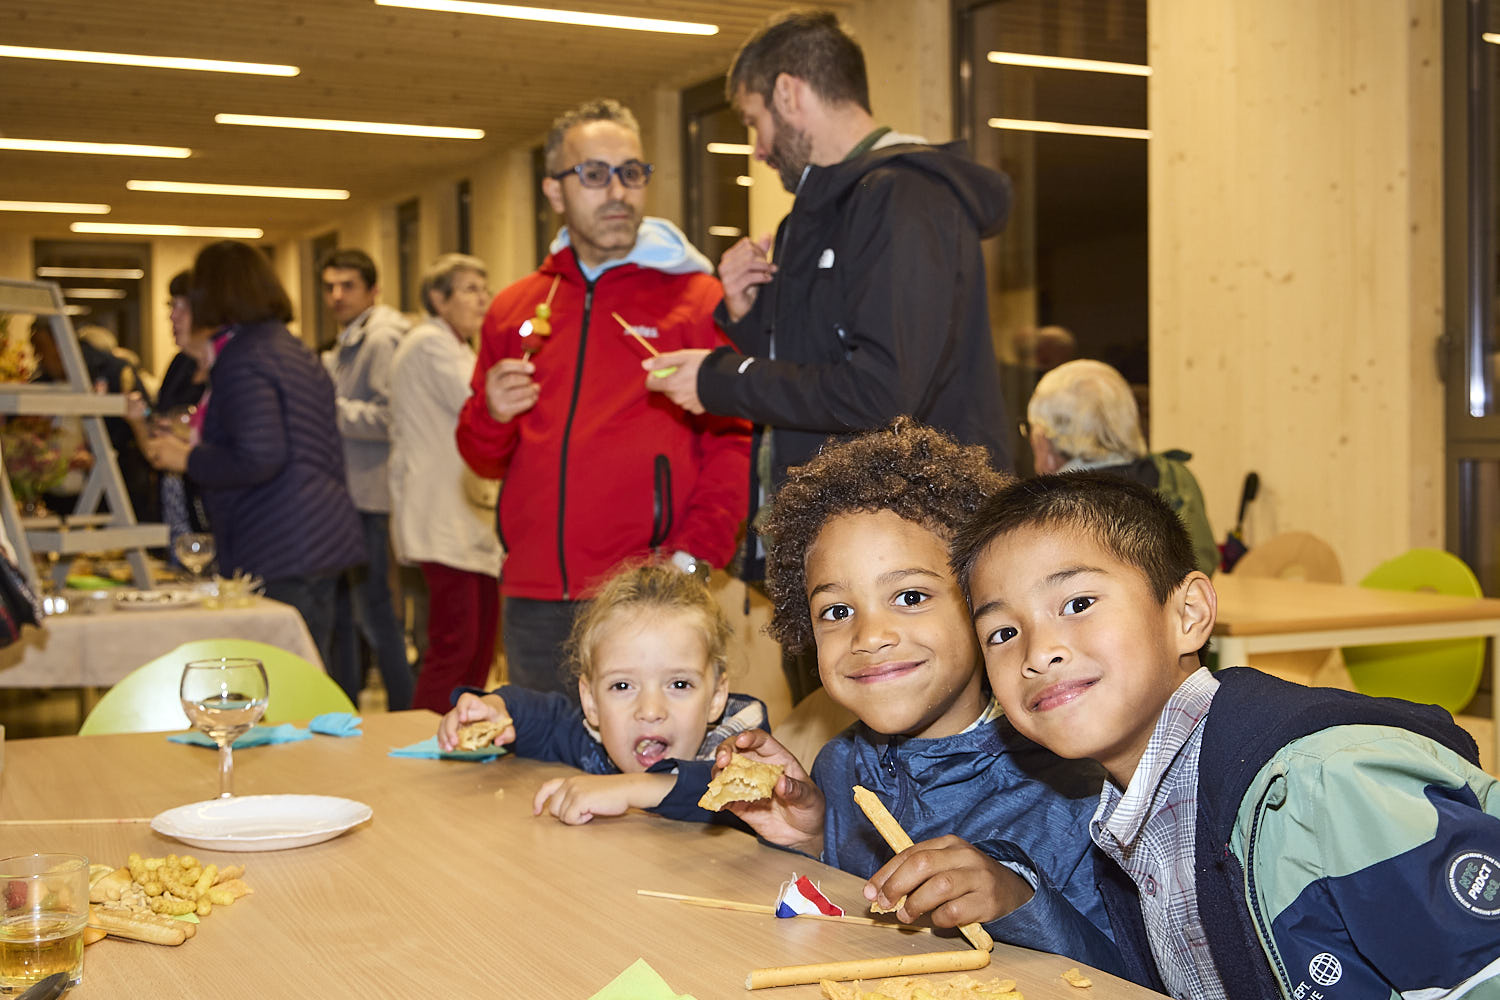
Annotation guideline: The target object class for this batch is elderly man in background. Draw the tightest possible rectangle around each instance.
[320,247,413,711]
[1027,358,1218,575]
[457,98,751,695]
[390,254,503,714]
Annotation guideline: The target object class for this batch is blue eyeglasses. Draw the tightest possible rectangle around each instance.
[550,159,654,189]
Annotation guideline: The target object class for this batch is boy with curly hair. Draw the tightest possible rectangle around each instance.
[714,418,1119,969]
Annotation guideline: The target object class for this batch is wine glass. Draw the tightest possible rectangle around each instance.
[174,533,215,581]
[179,658,269,799]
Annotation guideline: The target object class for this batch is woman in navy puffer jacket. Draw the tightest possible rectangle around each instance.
[147,240,364,665]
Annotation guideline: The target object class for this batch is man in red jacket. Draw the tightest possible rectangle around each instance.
[457,99,751,696]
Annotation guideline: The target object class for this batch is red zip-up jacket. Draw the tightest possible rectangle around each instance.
[456,248,751,601]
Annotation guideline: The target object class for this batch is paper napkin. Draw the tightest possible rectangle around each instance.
[309,712,363,737]
[588,959,696,1000]
[386,735,506,762]
[168,724,313,749]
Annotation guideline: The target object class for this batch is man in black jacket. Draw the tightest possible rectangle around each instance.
[645,10,1014,586]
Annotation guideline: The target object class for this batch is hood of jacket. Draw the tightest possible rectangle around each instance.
[548,215,713,278]
[794,139,1011,239]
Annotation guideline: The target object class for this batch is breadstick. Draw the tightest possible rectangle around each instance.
[852,785,994,953]
[88,906,188,946]
[746,946,990,989]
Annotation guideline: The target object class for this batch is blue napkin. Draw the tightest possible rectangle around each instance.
[309,712,363,737]
[387,735,507,762]
[168,724,313,749]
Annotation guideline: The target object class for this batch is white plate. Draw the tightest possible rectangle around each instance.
[151,794,373,852]
[114,589,201,611]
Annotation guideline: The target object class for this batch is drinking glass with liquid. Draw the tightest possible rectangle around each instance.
[180,658,269,798]
[0,853,89,995]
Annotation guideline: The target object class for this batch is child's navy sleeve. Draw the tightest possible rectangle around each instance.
[1248,729,1500,999]
[493,686,614,773]
[973,838,1126,975]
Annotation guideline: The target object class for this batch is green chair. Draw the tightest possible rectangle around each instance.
[1341,548,1486,714]
[79,638,355,736]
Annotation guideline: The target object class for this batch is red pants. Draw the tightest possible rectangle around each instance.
[411,562,500,714]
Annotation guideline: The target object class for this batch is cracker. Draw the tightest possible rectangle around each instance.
[697,753,784,810]
[456,717,512,751]
[1061,968,1093,989]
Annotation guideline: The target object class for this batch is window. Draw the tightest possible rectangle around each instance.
[456,179,473,255]
[681,76,751,263]
[309,230,339,349]
[396,198,421,314]
[31,239,150,367]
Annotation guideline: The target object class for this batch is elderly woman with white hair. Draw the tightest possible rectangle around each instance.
[1026,359,1218,574]
[389,253,504,713]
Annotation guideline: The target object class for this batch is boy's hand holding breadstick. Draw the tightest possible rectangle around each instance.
[864,833,1034,936]
[712,730,826,856]
[436,692,516,752]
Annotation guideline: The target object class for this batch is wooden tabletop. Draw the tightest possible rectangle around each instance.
[1212,574,1500,637]
[0,713,1161,999]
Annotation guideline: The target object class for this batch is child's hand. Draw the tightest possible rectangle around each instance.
[436,692,514,751]
[713,730,826,855]
[864,835,1034,928]
[533,773,674,825]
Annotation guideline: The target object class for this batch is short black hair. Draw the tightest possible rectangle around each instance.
[190,241,293,328]
[727,9,870,114]
[168,270,191,299]
[951,473,1198,607]
[318,248,377,289]
[762,418,1010,653]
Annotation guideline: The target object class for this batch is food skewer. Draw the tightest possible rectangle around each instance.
[746,947,992,989]
[636,889,929,933]
[611,312,678,378]
[852,784,995,953]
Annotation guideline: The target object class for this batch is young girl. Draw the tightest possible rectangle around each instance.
[436,562,768,825]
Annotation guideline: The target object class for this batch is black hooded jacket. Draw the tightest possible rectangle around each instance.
[698,140,1014,572]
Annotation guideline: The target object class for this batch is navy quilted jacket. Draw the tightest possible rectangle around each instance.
[187,321,364,582]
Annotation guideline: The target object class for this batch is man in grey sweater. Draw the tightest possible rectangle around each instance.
[319,247,413,711]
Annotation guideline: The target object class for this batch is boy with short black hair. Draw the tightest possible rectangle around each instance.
[715,419,1118,969]
[953,472,1500,1000]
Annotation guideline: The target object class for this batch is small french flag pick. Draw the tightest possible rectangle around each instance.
[775,874,844,918]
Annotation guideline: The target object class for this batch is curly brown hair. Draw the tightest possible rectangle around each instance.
[761,418,1012,653]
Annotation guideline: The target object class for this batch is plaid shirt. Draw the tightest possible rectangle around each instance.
[1091,667,1224,1000]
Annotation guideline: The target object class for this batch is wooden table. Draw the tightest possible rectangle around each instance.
[1213,574,1500,767]
[0,713,1162,999]
[0,596,322,688]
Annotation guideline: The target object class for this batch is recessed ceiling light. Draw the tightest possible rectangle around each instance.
[127,180,350,200]
[987,52,1151,76]
[1484,32,1500,44]
[0,44,298,76]
[36,267,145,280]
[71,222,263,238]
[0,138,191,158]
[63,305,90,316]
[0,200,111,214]
[988,117,1151,140]
[735,176,754,187]
[63,288,128,300]
[374,0,716,35]
[214,113,483,140]
[706,143,753,156]
[708,226,743,238]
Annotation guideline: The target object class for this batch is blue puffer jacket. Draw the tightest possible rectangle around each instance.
[188,321,364,582]
[812,718,1122,973]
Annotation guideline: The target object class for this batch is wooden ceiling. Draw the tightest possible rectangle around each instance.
[0,0,812,242]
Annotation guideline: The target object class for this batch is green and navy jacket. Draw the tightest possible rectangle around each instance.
[1098,668,1500,999]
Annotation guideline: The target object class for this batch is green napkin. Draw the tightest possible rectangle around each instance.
[589,959,696,1000]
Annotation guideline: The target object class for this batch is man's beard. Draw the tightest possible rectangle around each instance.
[767,105,813,193]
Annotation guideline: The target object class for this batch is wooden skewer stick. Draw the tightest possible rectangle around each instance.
[852,785,994,953]
[611,312,659,356]
[746,946,991,989]
[0,818,151,826]
[636,890,929,933]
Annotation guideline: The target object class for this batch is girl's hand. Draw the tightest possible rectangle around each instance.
[436,692,513,751]
[533,773,674,825]
[714,730,826,855]
[864,835,1034,928]
[145,434,192,474]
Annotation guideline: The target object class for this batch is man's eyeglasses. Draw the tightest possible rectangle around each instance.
[550,159,654,189]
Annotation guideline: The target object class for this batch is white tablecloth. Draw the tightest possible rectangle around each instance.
[0,596,322,687]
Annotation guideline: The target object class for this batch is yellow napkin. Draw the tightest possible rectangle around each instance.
[589,958,697,1000]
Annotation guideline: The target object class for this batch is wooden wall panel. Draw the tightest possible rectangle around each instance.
[1149,0,1444,580]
